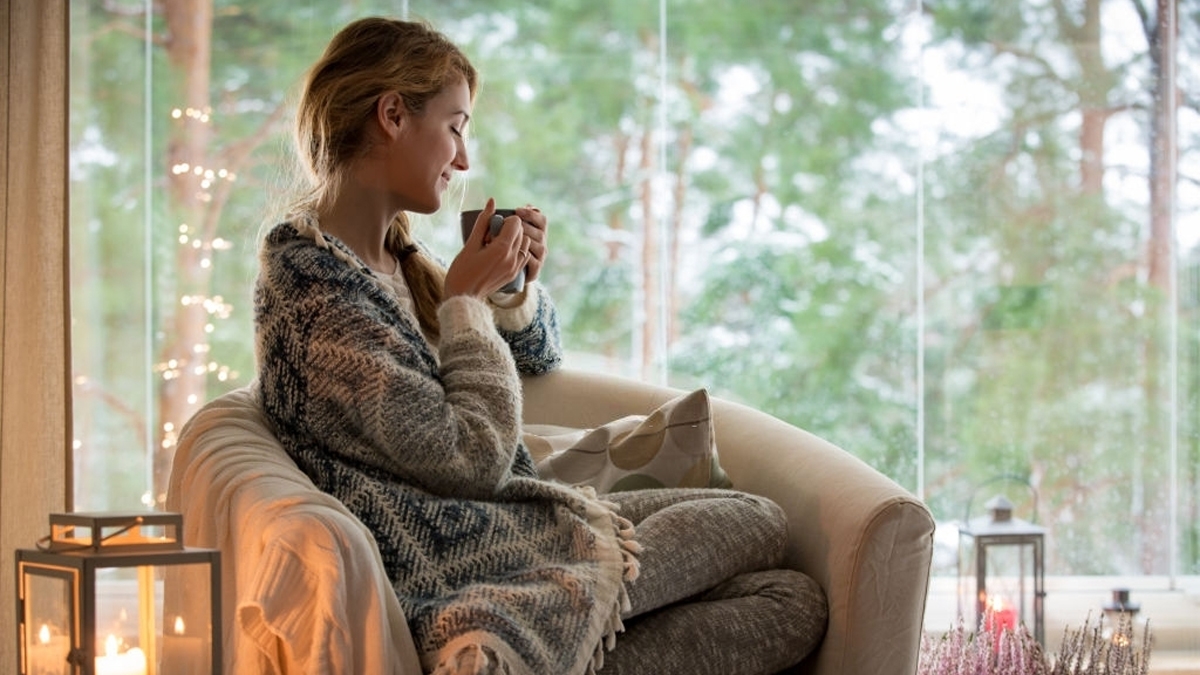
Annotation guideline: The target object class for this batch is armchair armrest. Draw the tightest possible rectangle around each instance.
[521,368,935,675]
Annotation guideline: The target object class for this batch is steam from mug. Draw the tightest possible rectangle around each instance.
[459,208,526,294]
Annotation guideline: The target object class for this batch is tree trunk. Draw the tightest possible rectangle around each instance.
[639,126,659,381]
[1129,0,1178,573]
[1071,0,1108,195]
[1140,0,1178,573]
[1146,0,1175,294]
[154,0,214,507]
[669,123,693,347]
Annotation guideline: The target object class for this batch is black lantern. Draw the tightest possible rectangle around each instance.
[957,495,1047,645]
[1101,588,1151,651]
[14,512,221,675]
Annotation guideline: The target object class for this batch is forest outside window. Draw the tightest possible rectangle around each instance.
[69,0,1197,616]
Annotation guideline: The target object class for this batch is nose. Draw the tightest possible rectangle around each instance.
[452,145,469,172]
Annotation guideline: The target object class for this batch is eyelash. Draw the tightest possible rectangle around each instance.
[451,126,464,138]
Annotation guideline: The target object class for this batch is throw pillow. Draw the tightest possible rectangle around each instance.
[523,388,733,493]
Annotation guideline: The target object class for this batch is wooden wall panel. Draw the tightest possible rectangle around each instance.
[0,0,70,669]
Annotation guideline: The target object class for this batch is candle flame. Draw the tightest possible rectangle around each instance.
[984,593,1012,611]
[37,624,50,645]
[174,616,186,636]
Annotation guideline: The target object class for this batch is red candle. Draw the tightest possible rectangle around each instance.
[984,594,1018,642]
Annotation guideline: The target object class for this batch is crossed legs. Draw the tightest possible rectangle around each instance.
[597,489,827,675]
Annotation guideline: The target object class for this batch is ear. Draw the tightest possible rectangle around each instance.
[375,92,407,139]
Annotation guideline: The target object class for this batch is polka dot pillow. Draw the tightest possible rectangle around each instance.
[523,388,732,493]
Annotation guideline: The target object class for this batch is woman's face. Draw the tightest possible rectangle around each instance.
[387,78,472,214]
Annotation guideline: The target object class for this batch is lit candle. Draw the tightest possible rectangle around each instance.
[984,594,1019,643]
[161,616,204,675]
[30,623,52,674]
[94,635,147,675]
[29,622,69,675]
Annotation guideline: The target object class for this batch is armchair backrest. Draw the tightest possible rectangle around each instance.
[165,387,421,675]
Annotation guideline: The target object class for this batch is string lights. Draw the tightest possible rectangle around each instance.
[168,106,237,203]
[149,105,242,454]
[72,97,252,511]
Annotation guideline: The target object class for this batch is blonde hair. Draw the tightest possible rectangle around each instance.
[289,17,478,339]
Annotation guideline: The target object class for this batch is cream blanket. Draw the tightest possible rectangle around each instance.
[166,386,422,675]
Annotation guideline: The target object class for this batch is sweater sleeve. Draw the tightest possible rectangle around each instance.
[488,282,563,375]
[255,230,524,500]
[420,237,562,375]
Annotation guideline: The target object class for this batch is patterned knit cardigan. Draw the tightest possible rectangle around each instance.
[253,221,639,675]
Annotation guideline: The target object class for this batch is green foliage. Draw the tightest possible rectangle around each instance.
[67,0,1199,575]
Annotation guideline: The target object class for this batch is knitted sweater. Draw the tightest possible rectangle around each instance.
[253,221,638,675]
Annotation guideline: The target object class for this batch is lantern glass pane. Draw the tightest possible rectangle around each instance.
[957,534,1045,642]
[979,542,1035,632]
[956,534,978,626]
[93,566,152,674]
[93,562,214,675]
[20,568,74,675]
[160,561,215,675]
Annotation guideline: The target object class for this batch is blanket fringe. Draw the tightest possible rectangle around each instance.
[428,635,520,675]
[575,486,642,583]
[573,485,641,675]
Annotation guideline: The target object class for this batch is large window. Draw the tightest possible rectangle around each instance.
[70,0,1198,659]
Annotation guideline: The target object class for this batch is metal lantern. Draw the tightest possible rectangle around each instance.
[957,495,1047,645]
[1101,588,1150,651]
[15,512,221,675]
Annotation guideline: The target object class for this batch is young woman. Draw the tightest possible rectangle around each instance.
[254,16,826,675]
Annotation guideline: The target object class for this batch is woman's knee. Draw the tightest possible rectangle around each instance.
[727,492,788,562]
[739,492,786,528]
[706,569,829,667]
[678,490,788,568]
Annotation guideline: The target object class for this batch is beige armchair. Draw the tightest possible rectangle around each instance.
[522,369,936,675]
[167,368,934,675]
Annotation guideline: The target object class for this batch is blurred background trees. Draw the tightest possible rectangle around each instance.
[68,0,1198,577]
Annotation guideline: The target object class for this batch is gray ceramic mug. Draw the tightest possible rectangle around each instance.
[459,208,526,294]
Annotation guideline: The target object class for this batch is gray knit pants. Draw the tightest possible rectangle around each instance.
[597,489,828,675]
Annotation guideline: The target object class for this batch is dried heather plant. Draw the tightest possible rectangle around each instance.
[1048,613,1151,675]
[919,618,1049,675]
[919,619,988,675]
[920,614,1152,675]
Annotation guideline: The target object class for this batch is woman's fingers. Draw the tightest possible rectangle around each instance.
[514,204,546,282]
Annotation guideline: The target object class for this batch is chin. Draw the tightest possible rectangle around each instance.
[405,196,442,215]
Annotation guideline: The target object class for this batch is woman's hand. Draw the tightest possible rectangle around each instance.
[445,198,530,298]
[514,204,547,283]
